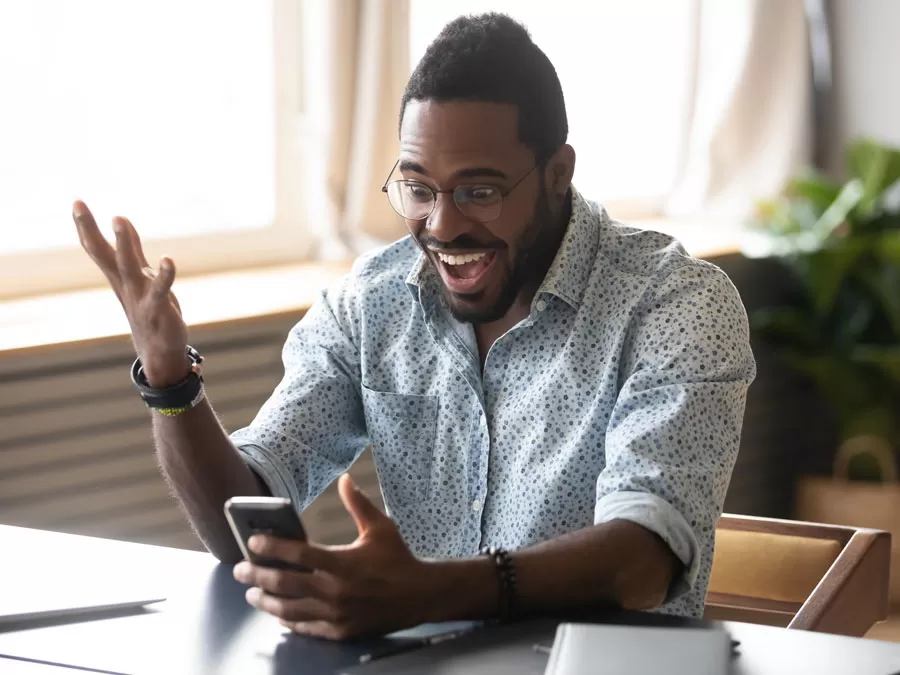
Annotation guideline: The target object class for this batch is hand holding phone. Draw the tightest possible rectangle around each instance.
[224,496,308,570]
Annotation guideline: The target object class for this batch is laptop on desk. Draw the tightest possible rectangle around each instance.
[340,621,733,675]
[0,554,165,627]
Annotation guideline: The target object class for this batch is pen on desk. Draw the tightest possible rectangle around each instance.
[358,629,472,664]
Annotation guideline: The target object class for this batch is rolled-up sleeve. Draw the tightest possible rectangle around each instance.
[230,279,369,513]
[595,263,756,602]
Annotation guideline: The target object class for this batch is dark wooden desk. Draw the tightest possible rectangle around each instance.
[1,525,899,675]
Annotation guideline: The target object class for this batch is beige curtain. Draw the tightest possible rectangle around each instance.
[319,0,410,260]
[665,0,812,218]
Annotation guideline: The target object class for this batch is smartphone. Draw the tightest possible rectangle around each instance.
[224,496,308,570]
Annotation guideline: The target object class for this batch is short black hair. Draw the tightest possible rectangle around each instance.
[400,13,567,164]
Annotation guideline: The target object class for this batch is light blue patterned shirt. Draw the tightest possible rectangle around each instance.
[231,189,755,617]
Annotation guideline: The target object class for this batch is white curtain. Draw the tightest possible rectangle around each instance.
[318,0,410,260]
[316,0,812,255]
[665,0,812,218]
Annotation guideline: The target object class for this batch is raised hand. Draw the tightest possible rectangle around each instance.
[73,201,190,387]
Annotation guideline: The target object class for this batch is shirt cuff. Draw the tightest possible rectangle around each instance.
[594,491,700,602]
[230,434,298,507]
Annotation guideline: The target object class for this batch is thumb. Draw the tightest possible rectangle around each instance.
[338,474,385,536]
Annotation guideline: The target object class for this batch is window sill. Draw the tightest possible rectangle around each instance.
[0,262,353,356]
[0,220,743,356]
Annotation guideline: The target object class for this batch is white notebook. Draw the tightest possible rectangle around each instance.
[0,554,165,626]
[544,623,731,675]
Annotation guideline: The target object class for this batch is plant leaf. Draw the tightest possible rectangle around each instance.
[749,197,816,235]
[856,263,900,337]
[847,138,900,216]
[751,306,820,348]
[876,231,900,264]
[783,353,884,431]
[878,177,900,214]
[831,288,876,348]
[852,345,900,384]
[812,179,864,239]
[787,170,842,216]
[792,240,868,317]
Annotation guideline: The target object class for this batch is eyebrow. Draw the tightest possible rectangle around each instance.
[455,167,508,180]
[398,159,509,181]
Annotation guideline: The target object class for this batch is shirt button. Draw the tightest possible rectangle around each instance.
[472,499,482,511]
[536,299,548,312]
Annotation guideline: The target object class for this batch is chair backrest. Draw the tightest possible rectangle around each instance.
[705,514,891,636]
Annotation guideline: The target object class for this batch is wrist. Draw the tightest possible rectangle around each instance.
[418,557,498,623]
[141,355,192,388]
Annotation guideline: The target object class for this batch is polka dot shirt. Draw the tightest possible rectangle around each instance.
[231,188,756,618]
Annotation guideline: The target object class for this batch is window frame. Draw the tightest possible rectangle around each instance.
[0,0,321,302]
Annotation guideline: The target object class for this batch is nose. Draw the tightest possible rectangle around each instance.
[424,192,475,244]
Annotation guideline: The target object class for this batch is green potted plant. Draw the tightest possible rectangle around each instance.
[745,137,900,602]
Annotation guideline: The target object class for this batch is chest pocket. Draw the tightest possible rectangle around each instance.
[361,386,439,508]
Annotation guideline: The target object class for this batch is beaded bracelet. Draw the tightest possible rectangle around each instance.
[480,546,518,621]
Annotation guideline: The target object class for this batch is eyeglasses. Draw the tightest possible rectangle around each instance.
[381,160,537,223]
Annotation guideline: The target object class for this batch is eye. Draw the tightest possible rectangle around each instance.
[404,182,432,201]
[458,185,500,204]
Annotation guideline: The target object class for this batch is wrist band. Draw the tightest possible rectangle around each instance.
[131,346,205,417]
[480,546,518,621]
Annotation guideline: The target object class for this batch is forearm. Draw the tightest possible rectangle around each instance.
[428,519,680,622]
[152,397,267,562]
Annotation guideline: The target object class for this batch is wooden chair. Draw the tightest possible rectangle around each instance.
[704,514,891,636]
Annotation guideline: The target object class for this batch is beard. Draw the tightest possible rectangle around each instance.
[439,189,561,324]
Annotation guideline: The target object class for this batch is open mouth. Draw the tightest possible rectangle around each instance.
[432,250,498,294]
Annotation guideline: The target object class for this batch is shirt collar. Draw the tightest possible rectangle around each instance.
[405,242,436,306]
[405,187,602,310]
[534,187,600,309]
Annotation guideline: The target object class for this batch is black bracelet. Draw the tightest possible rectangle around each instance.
[480,546,518,621]
[131,345,205,416]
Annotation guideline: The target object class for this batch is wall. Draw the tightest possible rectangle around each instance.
[829,0,900,171]
[0,313,380,550]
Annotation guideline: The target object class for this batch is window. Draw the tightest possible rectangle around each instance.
[409,0,697,216]
[0,0,316,300]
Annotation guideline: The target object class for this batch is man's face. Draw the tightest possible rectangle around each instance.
[398,100,560,324]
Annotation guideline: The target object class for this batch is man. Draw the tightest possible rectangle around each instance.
[73,13,754,639]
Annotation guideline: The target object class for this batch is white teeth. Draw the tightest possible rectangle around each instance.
[436,251,488,266]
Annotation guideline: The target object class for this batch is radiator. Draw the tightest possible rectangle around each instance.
[0,312,381,550]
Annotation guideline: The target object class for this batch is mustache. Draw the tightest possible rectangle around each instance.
[418,235,505,251]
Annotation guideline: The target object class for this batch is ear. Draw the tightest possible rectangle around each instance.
[543,144,576,200]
